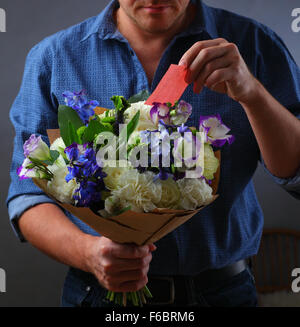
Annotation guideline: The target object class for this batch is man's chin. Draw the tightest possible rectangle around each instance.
[136,19,176,34]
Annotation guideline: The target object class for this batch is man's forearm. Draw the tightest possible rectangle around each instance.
[240,80,300,178]
[19,203,156,293]
[19,203,94,272]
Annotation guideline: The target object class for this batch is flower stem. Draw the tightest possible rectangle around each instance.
[105,285,153,307]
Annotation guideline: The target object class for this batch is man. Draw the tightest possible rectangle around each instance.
[6,0,300,307]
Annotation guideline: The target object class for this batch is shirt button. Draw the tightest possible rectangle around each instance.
[86,286,91,292]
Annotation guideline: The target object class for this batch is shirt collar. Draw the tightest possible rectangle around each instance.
[80,0,219,42]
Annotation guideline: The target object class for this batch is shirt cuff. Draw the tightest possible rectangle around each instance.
[260,155,300,200]
[7,194,61,242]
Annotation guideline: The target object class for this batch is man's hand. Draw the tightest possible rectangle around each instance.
[84,236,156,292]
[19,204,158,294]
[178,39,300,179]
[179,38,260,104]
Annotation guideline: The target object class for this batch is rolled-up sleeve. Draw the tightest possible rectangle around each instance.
[260,156,300,200]
[8,195,59,242]
[256,27,300,200]
[6,42,60,241]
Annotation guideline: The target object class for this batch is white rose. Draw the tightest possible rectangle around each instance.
[125,101,157,131]
[50,137,66,151]
[157,178,181,209]
[176,178,213,210]
[47,156,78,204]
[111,170,162,212]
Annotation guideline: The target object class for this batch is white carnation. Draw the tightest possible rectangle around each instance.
[125,101,156,131]
[111,170,162,212]
[176,178,213,210]
[47,156,78,204]
[103,163,132,190]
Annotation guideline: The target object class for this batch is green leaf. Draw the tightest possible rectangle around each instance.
[111,96,130,112]
[50,150,59,162]
[58,146,69,163]
[100,116,115,124]
[28,157,44,166]
[171,163,176,174]
[128,90,150,103]
[101,122,114,133]
[77,126,87,143]
[25,163,35,169]
[58,105,84,147]
[82,119,113,143]
[114,206,131,216]
[119,111,140,144]
[68,121,80,145]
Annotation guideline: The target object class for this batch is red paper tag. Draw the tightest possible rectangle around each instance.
[145,64,189,106]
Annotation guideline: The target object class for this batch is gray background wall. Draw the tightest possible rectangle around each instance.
[0,0,299,306]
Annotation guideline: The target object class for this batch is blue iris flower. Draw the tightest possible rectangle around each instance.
[64,144,107,208]
[74,181,102,207]
[65,165,81,182]
[63,90,99,125]
[64,143,79,162]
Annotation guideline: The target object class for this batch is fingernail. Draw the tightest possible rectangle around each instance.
[149,244,157,251]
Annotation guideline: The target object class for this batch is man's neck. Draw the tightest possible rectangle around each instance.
[115,4,193,54]
[114,4,194,86]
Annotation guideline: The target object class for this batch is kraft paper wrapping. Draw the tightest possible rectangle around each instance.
[33,107,220,245]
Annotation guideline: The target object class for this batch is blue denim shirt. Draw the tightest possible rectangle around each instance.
[6,0,300,276]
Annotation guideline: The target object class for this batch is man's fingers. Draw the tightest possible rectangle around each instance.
[101,267,150,292]
[106,242,154,259]
[113,277,148,293]
[205,67,233,89]
[186,44,232,84]
[102,253,153,273]
[178,38,227,68]
[193,56,232,93]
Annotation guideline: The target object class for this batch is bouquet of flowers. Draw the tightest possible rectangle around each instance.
[18,88,234,306]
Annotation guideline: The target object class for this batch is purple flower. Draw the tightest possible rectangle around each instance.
[17,157,49,180]
[177,100,192,116]
[17,158,35,180]
[177,124,190,134]
[153,168,171,182]
[63,90,99,125]
[150,102,171,126]
[23,134,51,161]
[199,114,235,147]
[170,100,192,125]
